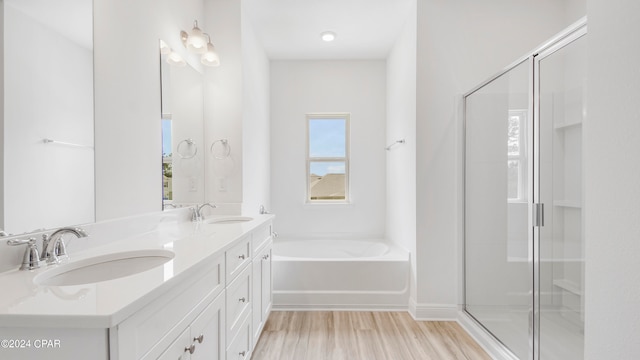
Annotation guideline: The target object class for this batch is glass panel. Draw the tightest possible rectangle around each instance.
[309,118,346,157]
[309,161,346,200]
[159,42,205,209]
[538,34,586,360]
[464,60,531,359]
[507,160,520,200]
[3,0,95,233]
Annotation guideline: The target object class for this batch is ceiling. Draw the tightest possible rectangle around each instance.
[242,0,415,60]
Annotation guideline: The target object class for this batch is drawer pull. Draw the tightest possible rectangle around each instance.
[185,344,196,354]
[239,297,246,303]
[239,350,246,356]
[262,254,269,260]
[194,334,204,343]
[238,254,246,260]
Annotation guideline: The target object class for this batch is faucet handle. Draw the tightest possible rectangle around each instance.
[54,235,69,261]
[7,237,43,270]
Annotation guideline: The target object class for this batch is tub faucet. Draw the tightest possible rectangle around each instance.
[42,227,89,264]
[259,205,270,214]
[191,203,217,222]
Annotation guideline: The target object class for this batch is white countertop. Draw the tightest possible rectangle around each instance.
[0,214,274,329]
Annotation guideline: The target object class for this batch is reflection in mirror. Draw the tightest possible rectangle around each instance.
[2,0,94,234]
[160,41,205,209]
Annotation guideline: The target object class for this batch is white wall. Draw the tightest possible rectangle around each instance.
[203,0,243,206]
[241,4,270,215]
[584,1,640,358]
[386,2,417,299]
[94,0,205,221]
[4,3,94,233]
[415,0,575,316]
[271,60,386,238]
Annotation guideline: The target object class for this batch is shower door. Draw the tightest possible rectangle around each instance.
[464,59,533,360]
[535,29,587,360]
[464,21,586,360]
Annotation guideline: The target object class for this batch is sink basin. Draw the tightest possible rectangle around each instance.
[205,216,253,225]
[34,249,175,286]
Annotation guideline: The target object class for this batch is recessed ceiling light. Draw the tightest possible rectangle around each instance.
[321,31,336,42]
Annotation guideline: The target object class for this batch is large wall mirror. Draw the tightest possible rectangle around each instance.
[1,0,94,234]
[160,41,205,209]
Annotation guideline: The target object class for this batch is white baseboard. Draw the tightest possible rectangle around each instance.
[272,304,408,312]
[408,297,458,320]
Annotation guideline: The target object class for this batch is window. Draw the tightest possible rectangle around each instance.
[162,119,173,201]
[306,114,350,202]
[507,110,527,201]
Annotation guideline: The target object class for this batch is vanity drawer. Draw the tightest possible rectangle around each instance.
[252,222,272,254]
[226,264,251,341]
[156,327,190,360]
[226,235,251,283]
[116,254,224,360]
[226,312,252,360]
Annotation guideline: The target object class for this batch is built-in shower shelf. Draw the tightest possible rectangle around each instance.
[553,279,583,296]
[554,119,582,130]
[553,200,582,208]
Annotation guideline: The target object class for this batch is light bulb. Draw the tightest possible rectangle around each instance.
[186,21,207,54]
[166,51,186,67]
[201,42,220,67]
[321,31,336,42]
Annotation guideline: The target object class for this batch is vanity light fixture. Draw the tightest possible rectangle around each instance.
[181,20,208,54]
[166,51,186,67]
[201,33,220,67]
[321,31,336,42]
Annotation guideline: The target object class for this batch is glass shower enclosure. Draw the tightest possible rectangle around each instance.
[463,20,586,360]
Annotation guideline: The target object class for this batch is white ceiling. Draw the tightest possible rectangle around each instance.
[242,0,415,60]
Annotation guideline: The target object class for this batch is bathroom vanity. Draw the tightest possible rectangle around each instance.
[0,213,274,360]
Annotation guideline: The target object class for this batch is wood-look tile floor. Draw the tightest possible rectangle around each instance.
[251,311,491,360]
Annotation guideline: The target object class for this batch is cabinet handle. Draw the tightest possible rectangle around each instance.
[239,297,246,303]
[239,350,246,356]
[238,254,246,260]
[184,344,196,354]
[262,254,269,260]
[194,334,204,343]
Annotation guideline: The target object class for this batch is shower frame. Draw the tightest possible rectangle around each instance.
[461,18,587,360]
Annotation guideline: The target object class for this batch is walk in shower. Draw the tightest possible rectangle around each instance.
[463,19,586,360]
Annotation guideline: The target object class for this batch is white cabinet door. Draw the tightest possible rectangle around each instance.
[190,292,225,360]
[261,244,272,323]
[251,242,272,345]
[252,253,263,344]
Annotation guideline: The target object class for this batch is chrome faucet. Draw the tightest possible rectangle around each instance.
[6,226,89,270]
[191,203,217,222]
[41,227,89,264]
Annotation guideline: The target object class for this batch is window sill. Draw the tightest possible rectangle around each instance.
[304,201,353,208]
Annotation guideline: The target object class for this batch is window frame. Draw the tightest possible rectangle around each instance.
[305,113,351,204]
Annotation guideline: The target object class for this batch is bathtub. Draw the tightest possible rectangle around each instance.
[272,239,410,310]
